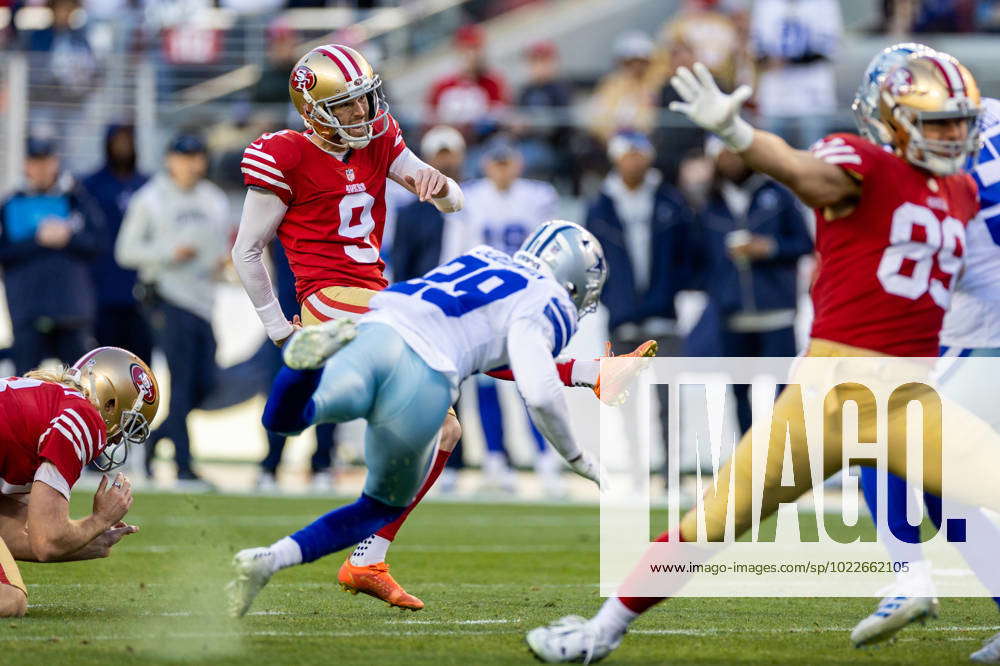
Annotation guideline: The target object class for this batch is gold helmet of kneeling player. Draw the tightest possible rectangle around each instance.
[878,52,981,176]
[288,44,389,150]
[66,347,160,472]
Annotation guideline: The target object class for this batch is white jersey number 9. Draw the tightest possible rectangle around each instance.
[339,192,379,264]
[877,202,964,309]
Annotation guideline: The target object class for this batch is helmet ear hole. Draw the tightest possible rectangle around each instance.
[104,397,116,414]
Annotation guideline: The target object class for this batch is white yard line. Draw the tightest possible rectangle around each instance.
[6,623,999,644]
[1,629,514,642]
[117,543,579,554]
[631,625,1000,636]
[395,619,521,625]
[28,581,594,589]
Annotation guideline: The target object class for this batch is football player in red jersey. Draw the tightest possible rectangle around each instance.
[231,44,649,611]
[232,43,467,611]
[0,347,158,617]
[527,53,987,662]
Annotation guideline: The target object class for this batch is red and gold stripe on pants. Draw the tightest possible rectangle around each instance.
[301,286,377,326]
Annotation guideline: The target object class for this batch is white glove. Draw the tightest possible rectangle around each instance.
[669,62,755,152]
[567,451,605,489]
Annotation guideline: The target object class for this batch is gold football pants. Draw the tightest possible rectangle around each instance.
[0,536,26,598]
[679,338,1000,542]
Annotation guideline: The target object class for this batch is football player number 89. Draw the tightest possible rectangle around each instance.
[338,192,379,263]
[876,202,964,309]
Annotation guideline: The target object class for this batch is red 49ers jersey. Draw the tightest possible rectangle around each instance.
[241,114,407,301]
[809,134,980,356]
[0,377,107,499]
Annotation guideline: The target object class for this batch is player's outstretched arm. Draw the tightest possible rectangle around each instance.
[232,188,298,345]
[25,473,133,562]
[669,63,860,210]
[506,320,601,487]
[388,148,464,212]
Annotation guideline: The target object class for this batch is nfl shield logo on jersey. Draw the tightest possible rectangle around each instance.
[345,168,355,182]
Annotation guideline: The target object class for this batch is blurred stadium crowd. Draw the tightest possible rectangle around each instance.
[0,0,999,494]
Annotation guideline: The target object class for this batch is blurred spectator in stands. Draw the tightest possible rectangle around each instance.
[220,0,285,12]
[21,0,98,105]
[979,0,1000,30]
[884,0,976,33]
[251,18,299,106]
[686,138,812,432]
[0,137,101,374]
[653,38,706,187]
[514,41,574,185]
[658,0,746,91]
[446,136,565,496]
[80,124,153,366]
[427,24,508,139]
[392,126,467,282]
[585,131,690,365]
[751,0,842,148]
[587,31,662,145]
[115,134,231,488]
[0,0,15,50]
[585,131,691,485]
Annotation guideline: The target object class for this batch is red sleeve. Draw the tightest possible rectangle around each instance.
[386,114,407,165]
[486,359,576,387]
[965,173,981,218]
[241,131,301,206]
[809,133,888,181]
[484,72,509,106]
[37,400,107,492]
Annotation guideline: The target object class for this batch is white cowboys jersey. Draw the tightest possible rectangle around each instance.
[941,97,1000,349]
[441,178,558,260]
[363,245,577,391]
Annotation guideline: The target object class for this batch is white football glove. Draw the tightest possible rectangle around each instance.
[567,451,606,489]
[669,62,755,152]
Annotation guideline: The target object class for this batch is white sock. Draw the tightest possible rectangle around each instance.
[894,559,936,597]
[268,536,303,572]
[571,359,599,387]
[588,597,638,639]
[350,534,391,566]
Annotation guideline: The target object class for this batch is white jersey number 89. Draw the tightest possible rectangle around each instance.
[877,202,964,309]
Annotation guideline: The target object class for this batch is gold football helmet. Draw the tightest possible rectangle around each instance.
[67,347,160,472]
[878,52,981,175]
[288,44,389,150]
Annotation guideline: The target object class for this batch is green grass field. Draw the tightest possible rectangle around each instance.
[2,492,996,665]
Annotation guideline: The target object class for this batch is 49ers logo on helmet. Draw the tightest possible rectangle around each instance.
[291,66,317,92]
[130,363,156,405]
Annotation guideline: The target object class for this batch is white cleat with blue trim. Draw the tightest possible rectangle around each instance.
[850,595,940,647]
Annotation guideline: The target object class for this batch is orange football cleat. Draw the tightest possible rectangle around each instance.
[337,558,424,611]
[593,339,658,406]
